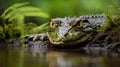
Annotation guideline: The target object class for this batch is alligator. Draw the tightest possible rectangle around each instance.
[25,14,106,47]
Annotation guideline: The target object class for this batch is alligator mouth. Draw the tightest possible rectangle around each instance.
[47,34,64,45]
[51,41,64,45]
[47,33,92,46]
[49,38,84,46]
[47,34,79,45]
[49,37,81,45]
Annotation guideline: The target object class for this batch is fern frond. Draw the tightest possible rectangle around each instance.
[32,23,49,33]
[23,12,49,18]
[17,6,42,12]
[5,9,17,19]
[4,2,49,22]
[8,15,16,22]
[4,2,29,14]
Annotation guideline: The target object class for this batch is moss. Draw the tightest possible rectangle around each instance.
[24,22,37,35]
[48,28,58,41]
[0,26,5,40]
[0,2,49,44]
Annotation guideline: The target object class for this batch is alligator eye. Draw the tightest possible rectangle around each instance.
[50,21,58,28]
[75,21,83,30]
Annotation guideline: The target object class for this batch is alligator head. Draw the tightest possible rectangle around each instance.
[47,14,106,46]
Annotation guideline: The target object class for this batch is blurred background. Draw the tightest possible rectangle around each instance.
[1,0,119,18]
[0,0,119,34]
[0,0,120,32]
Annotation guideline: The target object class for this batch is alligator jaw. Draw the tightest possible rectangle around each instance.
[47,32,92,46]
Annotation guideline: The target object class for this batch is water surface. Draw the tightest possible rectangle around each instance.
[0,46,120,67]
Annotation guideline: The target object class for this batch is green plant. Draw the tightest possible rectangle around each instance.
[31,22,49,34]
[0,2,49,43]
[24,22,37,34]
[98,5,120,33]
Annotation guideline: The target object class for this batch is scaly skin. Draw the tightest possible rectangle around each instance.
[25,14,106,46]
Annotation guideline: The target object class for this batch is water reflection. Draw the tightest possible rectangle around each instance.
[46,51,103,67]
[0,46,120,67]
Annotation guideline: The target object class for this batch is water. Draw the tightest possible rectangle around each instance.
[0,46,120,67]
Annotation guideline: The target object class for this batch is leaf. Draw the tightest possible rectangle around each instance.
[17,6,42,12]
[3,2,49,21]
[4,2,49,21]
[23,12,49,18]
[4,2,29,14]
[5,9,17,19]
[8,13,20,22]
[32,23,49,33]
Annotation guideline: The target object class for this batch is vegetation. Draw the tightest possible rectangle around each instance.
[0,2,49,42]
[88,5,120,50]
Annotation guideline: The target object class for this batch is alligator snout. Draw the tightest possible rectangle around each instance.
[57,26,72,37]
